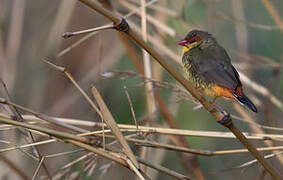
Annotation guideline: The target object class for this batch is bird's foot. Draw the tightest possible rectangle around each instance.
[218,112,232,127]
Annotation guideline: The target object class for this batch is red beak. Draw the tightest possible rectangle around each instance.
[178,39,188,47]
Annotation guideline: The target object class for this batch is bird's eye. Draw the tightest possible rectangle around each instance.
[189,39,196,43]
[188,35,202,44]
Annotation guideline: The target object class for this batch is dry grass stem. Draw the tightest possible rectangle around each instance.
[45,149,84,159]
[127,158,145,180]
[0,139,56,153]
[239,72,283,111]
[234,103,283,164]
[91,87,140,169]
[262,0,283,33]
[44,61,141,172]
[1,79,52,177]
[0,97,88,133]
[231,114,283,132]
[120,0,176,37]
[124,0,158,19]
[237,151,283,169]
[32,157,45,180]
[58,0,158,59]
[127,0,178,17]
[44,60,102,117]
[12,114,283,141]
[124,86,139,130]
[45,60,107,149]
[0,155,29,180]
[0,116,91,143]
[136,157,190,180]
[62,23,114,38]
[213,11,280,30]
[56,31,99,58]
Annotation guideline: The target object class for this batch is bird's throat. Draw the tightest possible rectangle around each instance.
[182,43,199,54]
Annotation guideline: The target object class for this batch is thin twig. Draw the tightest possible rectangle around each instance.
[0,96,88,133]
[91,86,140,169]
[136,157,190,180]
[62,23,114,38]
[14,115,283,141]
[0,155,29,180]
[127,158,145,180]
[262,0,283,33]
[124,86,138,130]
[56,31,99,58]
[32,157,45,180]
[233,103,283,165]
[0,79,52,178]
[0,115,91,143]
[120,0,176,37]
[236,151,283,169]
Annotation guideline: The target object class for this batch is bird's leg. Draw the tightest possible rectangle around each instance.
[218,112,233,127]
[114,18,129,32]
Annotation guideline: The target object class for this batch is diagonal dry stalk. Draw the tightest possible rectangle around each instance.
[128,12,283,113]
[43,60,141,171]
[262,0,283,33]
[0,155,29,180]
[32,157,45,180]
[91,87,140,169]
[127,0,178,17]
[106,1,204,176]
[0,79,52,178]
[233,103,283,165]
[103,0,193,177]
[119,0,175,37]
[77,1,281,179]
[0,115,190,180]
[120,20,204,180]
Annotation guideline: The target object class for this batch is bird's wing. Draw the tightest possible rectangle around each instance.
[189,46,240,90]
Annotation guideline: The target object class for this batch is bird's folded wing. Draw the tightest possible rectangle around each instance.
[190,48,240,90]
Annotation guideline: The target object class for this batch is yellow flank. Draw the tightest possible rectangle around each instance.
[181,41,232,99]
[182,62,212,96]
[182,57,234,99]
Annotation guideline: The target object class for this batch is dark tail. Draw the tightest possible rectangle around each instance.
[233,93,257,112]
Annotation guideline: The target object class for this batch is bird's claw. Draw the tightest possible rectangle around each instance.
[218,113,232,127]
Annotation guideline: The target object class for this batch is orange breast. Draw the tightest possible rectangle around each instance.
[210,85,234,98]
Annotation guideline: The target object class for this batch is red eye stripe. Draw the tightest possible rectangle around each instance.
[195,35,202,42]
[188,35,202,43]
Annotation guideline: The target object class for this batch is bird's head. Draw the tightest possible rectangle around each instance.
[178,30,214,53]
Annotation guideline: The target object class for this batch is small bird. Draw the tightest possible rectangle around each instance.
[178,30,257,112]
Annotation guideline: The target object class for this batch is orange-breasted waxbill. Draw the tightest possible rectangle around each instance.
[179,30,257,112]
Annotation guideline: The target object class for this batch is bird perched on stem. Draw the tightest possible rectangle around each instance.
[179,30,257,112]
